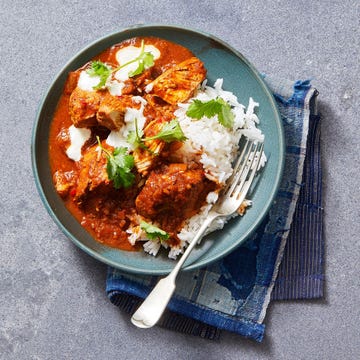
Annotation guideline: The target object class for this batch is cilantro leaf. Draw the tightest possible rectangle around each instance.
[126,118,147,150]
[128,119,187,151]
[140,221,170,241]
[109,147,135,188]
[186,97,235,128]
[216,98,235,128]
[143,119,187,143]
[186,99,220,119]
[128,61,145,78]
[142,51,155,68]
[128,42,155,77]
[97,137,135,189]
[86,61,112,90]
[126,130,142,148]
[114,40,155,78]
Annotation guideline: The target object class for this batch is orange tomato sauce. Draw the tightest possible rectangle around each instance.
[48,37,196,251]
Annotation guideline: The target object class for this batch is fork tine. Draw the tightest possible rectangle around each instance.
[222,139,251,193]
[226,139,254,196]
[232,142,264,202]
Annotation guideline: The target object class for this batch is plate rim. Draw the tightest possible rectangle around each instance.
[31,23,285,274]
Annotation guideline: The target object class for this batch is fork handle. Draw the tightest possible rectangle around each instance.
[131,212,217,328]
[131,275,176,328]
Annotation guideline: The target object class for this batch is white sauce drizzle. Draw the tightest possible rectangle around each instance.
[77,71,100,92]
[77,44,160,95]
[106,97,147,149]
[115,45,160,82]
[70,44,161,157]
[66,125,91,161]
[107,79,125,96]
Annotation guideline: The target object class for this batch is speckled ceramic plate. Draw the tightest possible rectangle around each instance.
[31,24,284,275]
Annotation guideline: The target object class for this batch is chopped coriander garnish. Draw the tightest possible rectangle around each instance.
[186,97,235,128]
[140,221,170,241]
[126,118,146,150]
[96,136,135,189]
[127,40,155,77]
[143,119,187,143]
[86,61,112,90]
[127,119,187,150]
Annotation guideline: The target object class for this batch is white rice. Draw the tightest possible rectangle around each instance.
[129,79,266,259]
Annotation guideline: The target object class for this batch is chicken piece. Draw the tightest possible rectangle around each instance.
[133,96,179,176]
[69,87,103,128]
[55,127,70,151]
[64,71,80,95]
[132,119,167,175]
[96,94,140,131]
[144,94,177,123]
[120,80,137,95]
[133,68,153,91]
[135,163,214,223]
[73,144,110,203]
[147,57,206,105]
[132,142,163,176]
[53,170,76,197]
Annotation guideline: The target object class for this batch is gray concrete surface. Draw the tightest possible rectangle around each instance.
[1,0,359,359]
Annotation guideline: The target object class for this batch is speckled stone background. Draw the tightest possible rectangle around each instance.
[1,1,359,359]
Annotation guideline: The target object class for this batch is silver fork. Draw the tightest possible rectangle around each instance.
[131,139,264,329]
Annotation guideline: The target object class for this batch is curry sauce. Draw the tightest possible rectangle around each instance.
[49,37,216,251]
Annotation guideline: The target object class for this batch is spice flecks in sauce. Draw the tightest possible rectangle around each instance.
[49,37,207,251]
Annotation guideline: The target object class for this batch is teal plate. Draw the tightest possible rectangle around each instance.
[32,24,284,275]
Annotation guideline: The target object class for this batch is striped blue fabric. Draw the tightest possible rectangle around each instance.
[271,112,323,300]
[106,76,323,341]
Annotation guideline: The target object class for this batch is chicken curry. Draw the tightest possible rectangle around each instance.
[49,37,219,252]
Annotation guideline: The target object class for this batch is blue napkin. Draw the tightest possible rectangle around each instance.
[106,75,323,342]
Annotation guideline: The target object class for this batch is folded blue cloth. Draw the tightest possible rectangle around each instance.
[106,75,323,342]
